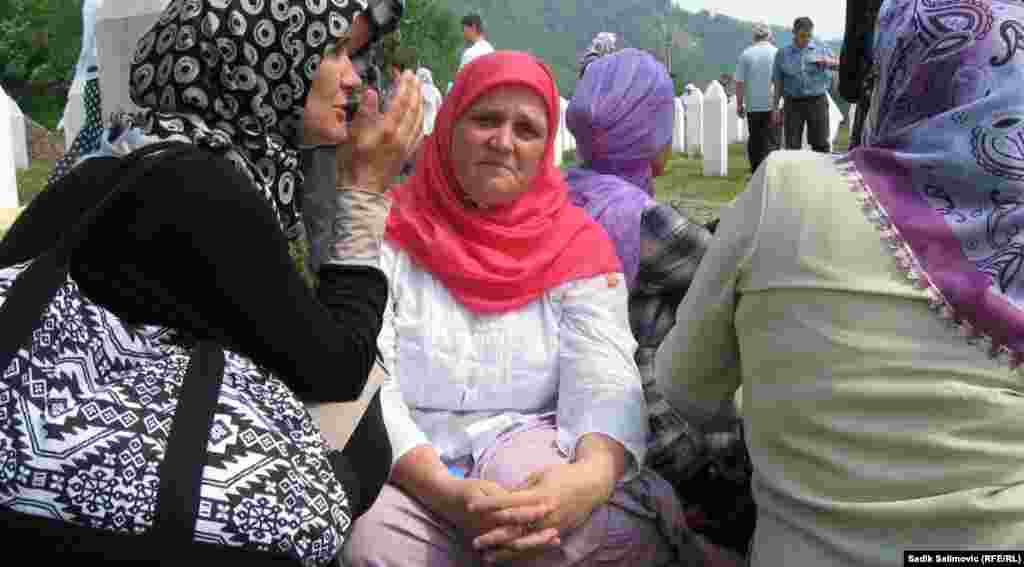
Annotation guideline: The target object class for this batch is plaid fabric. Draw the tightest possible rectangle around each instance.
[629,202,710,465]
[631,202,756,554]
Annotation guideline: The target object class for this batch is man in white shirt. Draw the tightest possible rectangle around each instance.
[457,13,494,72]
[736,23,780,175]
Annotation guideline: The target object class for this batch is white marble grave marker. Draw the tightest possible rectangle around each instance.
[0,91,19,209]
[702,81,728,177]
[7,92,28,170]
[559,97,575,153]
[727,97,742,143]
[828,92,843,150]
[683,85,703,158]
[64,76,86,150]
[95,0,171,121]
[672,97,685,153]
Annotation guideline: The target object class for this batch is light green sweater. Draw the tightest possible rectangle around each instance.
[657,151,1024,565]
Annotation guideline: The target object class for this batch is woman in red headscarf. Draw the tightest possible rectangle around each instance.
[341,51,716,566]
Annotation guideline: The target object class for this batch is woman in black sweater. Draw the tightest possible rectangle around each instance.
[0,0,423,557]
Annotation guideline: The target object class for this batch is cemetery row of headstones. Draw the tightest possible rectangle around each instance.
[3,0,860,214]
[672,81,846,177]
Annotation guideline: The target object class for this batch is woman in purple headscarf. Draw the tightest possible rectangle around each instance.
[658,0,1024,564]
[565,48,756,556]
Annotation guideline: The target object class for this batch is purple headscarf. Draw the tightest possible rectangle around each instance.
[840,0,1024,368]
[565,48,675,287]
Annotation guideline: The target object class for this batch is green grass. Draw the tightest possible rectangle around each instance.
[654,143,751,205]
[656,125,852,206]
[0,159,56,239]
[17,158,55,205]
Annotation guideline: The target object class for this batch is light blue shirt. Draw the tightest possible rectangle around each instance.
[736,41,778,112]
[772,41,835,99]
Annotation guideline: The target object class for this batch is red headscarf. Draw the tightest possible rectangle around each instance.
[385,51,622,314]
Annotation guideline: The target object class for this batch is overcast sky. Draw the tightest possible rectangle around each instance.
[671,0,848,39]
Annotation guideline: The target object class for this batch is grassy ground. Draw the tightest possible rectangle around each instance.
[17,159,54,205]
[655,125,852,208]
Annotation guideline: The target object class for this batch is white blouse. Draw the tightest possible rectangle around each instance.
[377,242,648,474]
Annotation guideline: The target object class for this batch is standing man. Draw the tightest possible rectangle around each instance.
[457,13,494,73]
[771,17,840,153]
[736,23,780,174]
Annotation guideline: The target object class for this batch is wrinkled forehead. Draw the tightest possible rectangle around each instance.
[462,84,550,126]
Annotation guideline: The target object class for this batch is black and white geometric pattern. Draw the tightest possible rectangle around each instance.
[0,261,351,565]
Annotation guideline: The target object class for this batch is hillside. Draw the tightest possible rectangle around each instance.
[436,0,844,99]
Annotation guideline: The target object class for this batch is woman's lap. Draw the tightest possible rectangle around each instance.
[343,419,688,566]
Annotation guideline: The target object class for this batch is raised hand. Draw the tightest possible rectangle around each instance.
[338,70,425,193]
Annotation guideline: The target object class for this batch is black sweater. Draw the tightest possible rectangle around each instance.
[0,148,391,519]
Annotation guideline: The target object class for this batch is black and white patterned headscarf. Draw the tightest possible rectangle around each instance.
[127,0,370,239]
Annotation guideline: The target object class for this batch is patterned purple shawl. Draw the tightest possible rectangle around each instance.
[841,0,1024,368]
[565,48,674,287]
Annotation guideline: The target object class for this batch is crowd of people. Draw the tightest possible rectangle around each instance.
[2,0,1023,565]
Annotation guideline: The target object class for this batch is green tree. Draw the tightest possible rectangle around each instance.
[0,0,83,128]
[0,0,80,85]
[394,0,463,92]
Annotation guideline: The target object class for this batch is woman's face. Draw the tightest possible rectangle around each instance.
[301,15,369,145]
[450,85,549,208]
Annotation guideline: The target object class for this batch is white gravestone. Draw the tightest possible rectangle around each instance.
[560,97,575,152]
[683,85,703,158]
[95,0,171,121]
[0,92,19,209]
[702,81,728,177]
[828,92,843,150]
[64,76,87,150]
[553,97,567,166]
[672,98,685,153]
[726,97,738,143]
[7,92,28,170]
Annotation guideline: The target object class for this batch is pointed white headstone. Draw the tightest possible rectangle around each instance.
[95,0,171,120]
[683,85,703,158]
[64,75,87,150]
[7,93,28,170]
[559,97,573,155]
[672,98,685,153]
[727,97,741,143]
[702,81,728,177]
[848,103,857,127]
[552,97,566,164]
[827,92,843,151]
[0,92,19,209]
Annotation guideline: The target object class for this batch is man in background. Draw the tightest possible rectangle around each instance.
[771,17,839,153]
[458,13,494,72]
[736,23,780,174]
